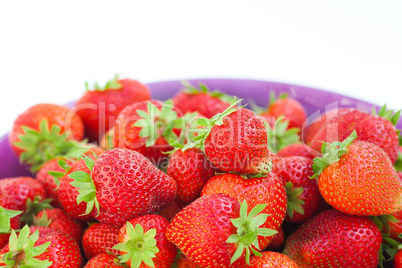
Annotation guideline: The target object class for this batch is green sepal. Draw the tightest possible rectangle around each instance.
[247,100,265,115]
[68,156,99,216]
[113,222,159,268]
[33,211,51,228]
[86,74,122,91]
[395,151,402,172]
[266,116,301,153]
[0,225,52,267]
[181,81,233,103]
[285,181,305,219]
[0,207,23,233]
[311,130,358,179]
[20,197,53,226]
[269,91,288,106]
[47,158,72,190]
[372,104,401,126]
[226,200,277,265]
[14,120,91,172]
[371,215,399,234]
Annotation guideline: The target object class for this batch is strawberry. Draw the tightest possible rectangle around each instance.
[266,226,284,250]
[305,106,400,163]
[264,117,301,153]
[100,126,115,150]
[82,222,120,260]
[312,131,402,216]
[201,173,287,250]
[249,251,299,268]
[36,158,74,208]
[166,193,277,267]
[172,82,231,119]
[273,156,324,222]
[158,200,185,222]
[84,253,126,268]
[34,208,86,243]
[177,256,201,268]
[114,99,182,165]
[69,148,177,227]
[193,98,273,176]
[277,143,317,160]
[395,249,402,268]
[0,225,83,267]
[0,207,22,249]
[167,147,216,204]
[260,93,306,130]
[283,209,382,268]
[75,76,151,142]
[114,214,177,268]
[9,103,86,171]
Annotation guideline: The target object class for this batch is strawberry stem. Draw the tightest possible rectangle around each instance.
[86,75,122,91]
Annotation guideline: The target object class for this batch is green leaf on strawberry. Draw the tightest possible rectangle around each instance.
[266,116,300,153]
[0,207,22,234]
[20,197,53,226]
[285,181,305,219]
[86,74,122,91]
[113,222,159,268]
[372,104,401,126]
[47,158,72,189]
[181,81,233,103]
[226,200,278,265]
[311,130,358,179]
[0,225,52,267]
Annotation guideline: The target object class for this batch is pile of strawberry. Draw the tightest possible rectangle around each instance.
[1,76,402,268]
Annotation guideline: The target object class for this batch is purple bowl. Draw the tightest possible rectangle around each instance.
[1,78,400,179]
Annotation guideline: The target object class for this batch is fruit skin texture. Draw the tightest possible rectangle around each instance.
[276,143,316,160]
[82,223,120,260]
[114,100,174,164]
[263,97,307,130]
[204,108,272,175]
[166,194,245,268]
[167,148,216,204]
[84,253,123,268]
[273,156,324,222]
[395,249,402,268]
[249,251,299,268]
[172,90,230,119]
[283,209,382,268]
[177,256,202,268]
[201,173,287,250]
[118,214,177,268]
[317,141,402,216]
[92,148,177,224]
[75,78,151,142]
[9,103,84,157]
[0,226,83,268]
[305,109,399,163]
[0,176,46,211]
[266,226,284,250]
[35,208,86,243]
[36,158,74,208]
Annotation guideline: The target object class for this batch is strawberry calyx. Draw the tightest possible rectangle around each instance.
[0,207,23,234]
[285,181,305,219]
[0,225,52,268]
[379,232,402,266]
[372,104,401,126]
[47,158,72,189]
[85,74,122,92]
[68,156,100,216]
[32,211,52,228]
[181,81,233,103]
[113,222,159,268]
[310,130,357,179]
[226,201,277,265]
[266,116,300,153]
[269,91,288,106]
[134,100,181,147]
[21,197,53,226]
[14,120,91,172]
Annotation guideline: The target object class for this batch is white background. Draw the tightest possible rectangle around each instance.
[1,0,401,137]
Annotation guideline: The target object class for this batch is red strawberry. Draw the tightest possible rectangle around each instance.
[172,82,231,119]
[283,209,382,268]
[395,249,402,268]
[82,223,120,260]
[84,253,125,268]
[9,103,85,171]
[158,200,185,222]
[249,251,299,268]
[36,158,74,208]
[312,131,402,216]
[277,143,317,160]
[0,225,83,267]
[194,98,273,176]
[201,173,287,250]
[0,176,46,211]
[167,147,215,204]
[261,93,306,130]
[0,207,22,249]
[100,126,115,150]
[69,148,177,227]
[114,214,177,268]
[114,99,182,165]
[273,156,324,222]
[177,256,202,268]
[266,226,285,250]
[166,193,277,267]
[75,76,151,142]
[34,208,86,243]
